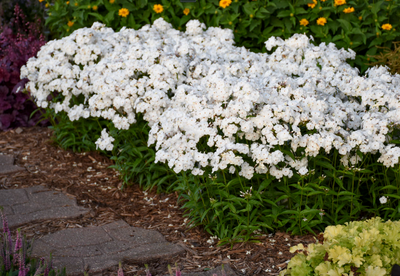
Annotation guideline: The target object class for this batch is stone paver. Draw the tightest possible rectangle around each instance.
[0,154,25,174]
[0,180,238,276]
[31,220,186,275]
[0,185,89,229]
[175,264,237,276]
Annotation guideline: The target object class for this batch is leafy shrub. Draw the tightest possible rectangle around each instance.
[280,217,400,276]
[0,4,49,131]
[44,0,400,74]
[21,19,400,244]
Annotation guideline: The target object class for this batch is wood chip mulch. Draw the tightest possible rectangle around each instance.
[0,126,322,276]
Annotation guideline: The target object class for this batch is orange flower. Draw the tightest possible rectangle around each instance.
[109,0,115,3]
[118,8,129,17]
[308,0,317,8]
[45,3,49,7]
[334,0,346,5]
[343,7,354,13]
[74,2,78,6]
[219,0,232,8]
[67,21,74,27]
[39,0,45,2]
[183,8,190,15]
[382,23,392,30]
[153,4,163,13]
[66,1,69,4]
[92,5,97,10]
[317,17,327,26]
[300,18,309,26]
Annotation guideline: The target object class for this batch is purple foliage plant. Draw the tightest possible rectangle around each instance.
[0,3,48,131]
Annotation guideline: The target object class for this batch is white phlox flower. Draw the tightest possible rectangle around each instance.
[20,18,400,179]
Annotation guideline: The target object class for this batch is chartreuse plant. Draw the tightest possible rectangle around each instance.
[21,19,400,243]
[280,217,400,276]
[43,0,400,74]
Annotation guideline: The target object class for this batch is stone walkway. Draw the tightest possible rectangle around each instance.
[0,154,237,276]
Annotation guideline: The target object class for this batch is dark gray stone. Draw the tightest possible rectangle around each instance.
[39,226,113,248]
[0,164,25,174]
[167,264,238,276]
[31,220,185,275]
[0,186,89,229]
[0,189,28,206]
[0,155,14,165]
[0,155,25,174]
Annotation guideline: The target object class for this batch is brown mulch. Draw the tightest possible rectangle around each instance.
[0,126,322,276]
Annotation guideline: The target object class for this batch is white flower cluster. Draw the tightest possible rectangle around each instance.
[21,18,400,180]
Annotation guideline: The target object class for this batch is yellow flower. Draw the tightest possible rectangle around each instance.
[219,0,232,8]
[92,5,97,10]
[45,3,49,7]
[87,5,91,8]
[343,7,354,13]
[382,23,393,30]
[308,0,317,8]
[118,8,129,17]
[183,8,190,15]
[39,0,45,2]
[250,14,253,18]
[153,4,163,13]
[109,0,114,3]
[300,18,309,26]
[67,21,74,27]
[66,1,69,4]
[317,17,327,26]
[359,16,362,20]
[334,0,346,5]
[74,2,78,6]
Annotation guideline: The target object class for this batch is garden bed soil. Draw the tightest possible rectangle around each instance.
[0,126,322,276]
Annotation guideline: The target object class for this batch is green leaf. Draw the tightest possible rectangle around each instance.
[338,191,356,196]
[249,19,261,32]
[270,17,284,28]
[256,7,270,17]
[295,7,307,14]
[243,2,257,15]
[138,0,147,8]
[277,10,291,18]
[337,19,352,32]
[88,12,104,21]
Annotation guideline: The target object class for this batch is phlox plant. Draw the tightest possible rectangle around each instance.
[0,4,49,131]
[43,0,400,74]
[280,217,400,276]
[20,18,400,243]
